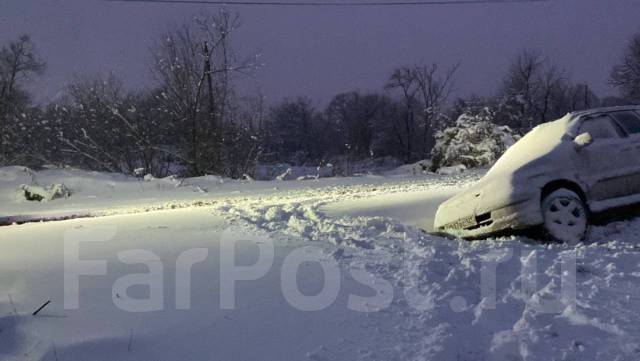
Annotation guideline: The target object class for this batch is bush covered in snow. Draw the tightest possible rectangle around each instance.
[17,183,70,202]
[431,107,520,171]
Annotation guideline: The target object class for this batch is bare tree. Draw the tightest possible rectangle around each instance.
[264,97,321,165]
[385,67,419,163]
[611,34,640,103]
[566,83,598,111]
[54,75,136,173]
[221,94,265,178]
[536,65,567,124]
[61,75,126,172]
[385,63,458,161]
[499,50,545,129]
[324,92,385,159]
[413,63,458,156]
[150,9,259,176]
[498,50,591,130]
[44,74,178,176]
[0,35,45,164]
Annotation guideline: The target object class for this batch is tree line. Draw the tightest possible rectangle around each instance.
[1,10,639,178]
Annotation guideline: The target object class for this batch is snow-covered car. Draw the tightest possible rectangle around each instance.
[434,105,640,243]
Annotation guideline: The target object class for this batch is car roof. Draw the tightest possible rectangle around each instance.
[569,105,640,120]
[562,105,640,137]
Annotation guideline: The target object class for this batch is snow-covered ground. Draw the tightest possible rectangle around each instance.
[0,166,475,226]
[2,166,640,360]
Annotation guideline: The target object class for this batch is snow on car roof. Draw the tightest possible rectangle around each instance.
[569,105,640,120]
[563,105,640,137]
[489,105,640,175]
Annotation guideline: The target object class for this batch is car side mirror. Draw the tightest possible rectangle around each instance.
[574,132,593,150]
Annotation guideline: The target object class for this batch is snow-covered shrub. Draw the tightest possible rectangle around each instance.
[431,107,520,171]
[17,183,70,202]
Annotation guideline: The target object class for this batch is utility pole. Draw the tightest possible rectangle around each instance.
[584,84,590,109]
[203,41,216,128]
[203,40,220,173]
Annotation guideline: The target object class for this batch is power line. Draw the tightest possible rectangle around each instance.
[104,0,551,7]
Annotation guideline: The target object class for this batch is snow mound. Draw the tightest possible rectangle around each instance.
[384,159,433,177]
[332,156,404,176]
[256,164,335,181]
[217,200,404,250]
[436,164,467,175]
[211,173,480,251]
[0,166,36,184]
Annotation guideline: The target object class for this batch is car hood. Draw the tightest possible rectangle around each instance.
[435,175,515,225]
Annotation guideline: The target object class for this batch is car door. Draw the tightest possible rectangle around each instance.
[572,113,639,202]
[606,110,640,196]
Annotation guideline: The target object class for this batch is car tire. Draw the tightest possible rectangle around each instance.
[541,188,589,244]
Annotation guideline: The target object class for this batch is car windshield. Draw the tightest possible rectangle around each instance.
[487,115,570,176]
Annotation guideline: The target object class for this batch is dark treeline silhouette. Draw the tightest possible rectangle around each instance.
[1,10,637,178]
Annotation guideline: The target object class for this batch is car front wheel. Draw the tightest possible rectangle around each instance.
[541,188,589,243]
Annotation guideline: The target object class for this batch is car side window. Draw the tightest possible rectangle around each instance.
[610,111,640,134]
[579,115,620,139]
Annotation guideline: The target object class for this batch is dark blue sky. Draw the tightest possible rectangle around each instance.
[2,0,640,105]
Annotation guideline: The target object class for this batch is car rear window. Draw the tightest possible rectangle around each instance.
[610,111,640,134]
